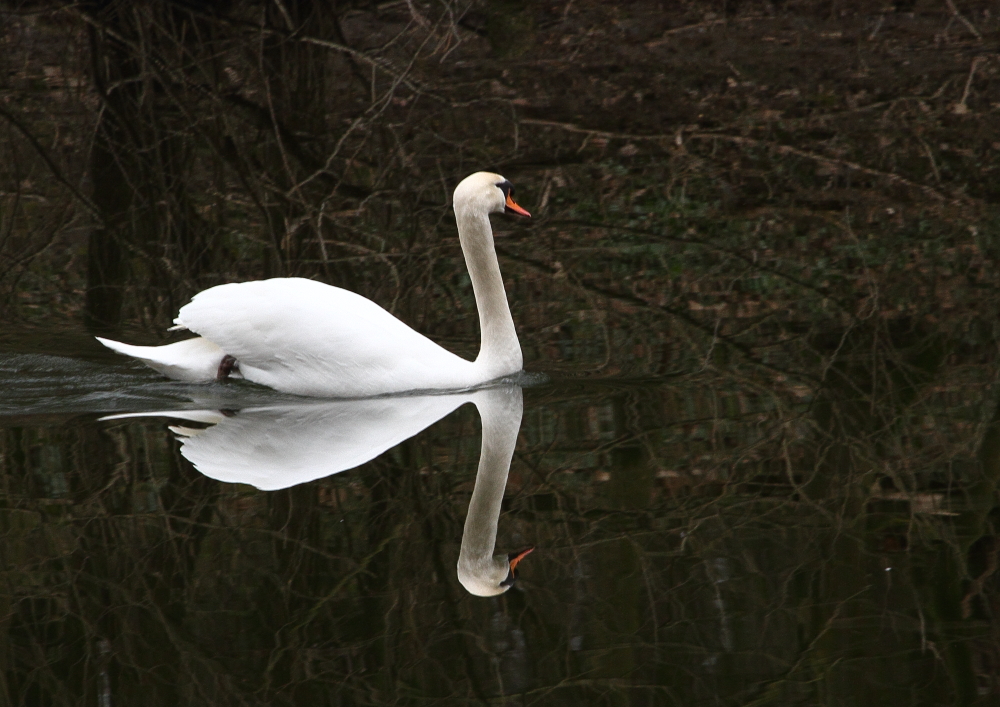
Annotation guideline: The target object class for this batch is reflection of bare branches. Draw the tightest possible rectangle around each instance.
[3,345,998,702]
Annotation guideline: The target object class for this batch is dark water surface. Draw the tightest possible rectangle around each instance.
[5,1,1000,704]
[2,326,999,705]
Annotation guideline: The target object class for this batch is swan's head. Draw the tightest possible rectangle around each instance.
[458,546,534,597]
[453,172,531,220]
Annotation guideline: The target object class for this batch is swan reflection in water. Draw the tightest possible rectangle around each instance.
[104,385,530,597]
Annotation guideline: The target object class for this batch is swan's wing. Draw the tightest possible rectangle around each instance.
[175,278,475,396]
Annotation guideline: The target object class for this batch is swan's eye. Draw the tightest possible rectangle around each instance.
[500,567,517,588]
[496,180,514,198]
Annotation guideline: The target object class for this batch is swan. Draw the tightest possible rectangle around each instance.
[100,385,533,596]
[456,385,533,596]
[96,172,531,397]
[103,393,473,490]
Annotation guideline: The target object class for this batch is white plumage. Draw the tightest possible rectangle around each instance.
[96,172,530,397]
[102,386,531,595]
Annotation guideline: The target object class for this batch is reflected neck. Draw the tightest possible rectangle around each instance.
[457,387,523,595]
[456,210,522,379]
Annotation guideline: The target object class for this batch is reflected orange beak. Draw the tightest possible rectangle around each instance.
[508,546,534,571]
[504,193,531,217]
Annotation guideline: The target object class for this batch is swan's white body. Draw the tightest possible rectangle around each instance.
[97,172,528,398]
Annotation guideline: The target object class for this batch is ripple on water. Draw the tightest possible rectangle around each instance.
[0,352,290,417]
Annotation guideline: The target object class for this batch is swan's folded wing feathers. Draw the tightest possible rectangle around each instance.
[175,278,475,396]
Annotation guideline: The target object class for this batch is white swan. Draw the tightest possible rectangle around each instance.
[456,385,533,597]
[100,385,532,596]
[96,172,530,397]
[103,393,472,490]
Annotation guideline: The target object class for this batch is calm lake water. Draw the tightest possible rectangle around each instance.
[2,319,999,705]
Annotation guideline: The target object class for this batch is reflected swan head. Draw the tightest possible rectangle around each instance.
[459,546,534,597]
[453,172,531,220]
[103,386,528,598]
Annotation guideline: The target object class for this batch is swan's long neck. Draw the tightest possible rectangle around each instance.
[457,387,523,596]
[456,210,522,378]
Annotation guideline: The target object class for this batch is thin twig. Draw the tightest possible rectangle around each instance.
[952,56,985,114]
[645,15,765,47]
[519,117,964,204]
[943,0,982,40]
[867,15,884,41]
[0,105,103,224]
[917,136,942,184]
[687,131,955,203]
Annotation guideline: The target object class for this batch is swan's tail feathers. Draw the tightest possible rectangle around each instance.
[96,336,229,382]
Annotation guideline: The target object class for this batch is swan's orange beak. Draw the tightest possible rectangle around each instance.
[508,546,534,571]
[504,194,531,217]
